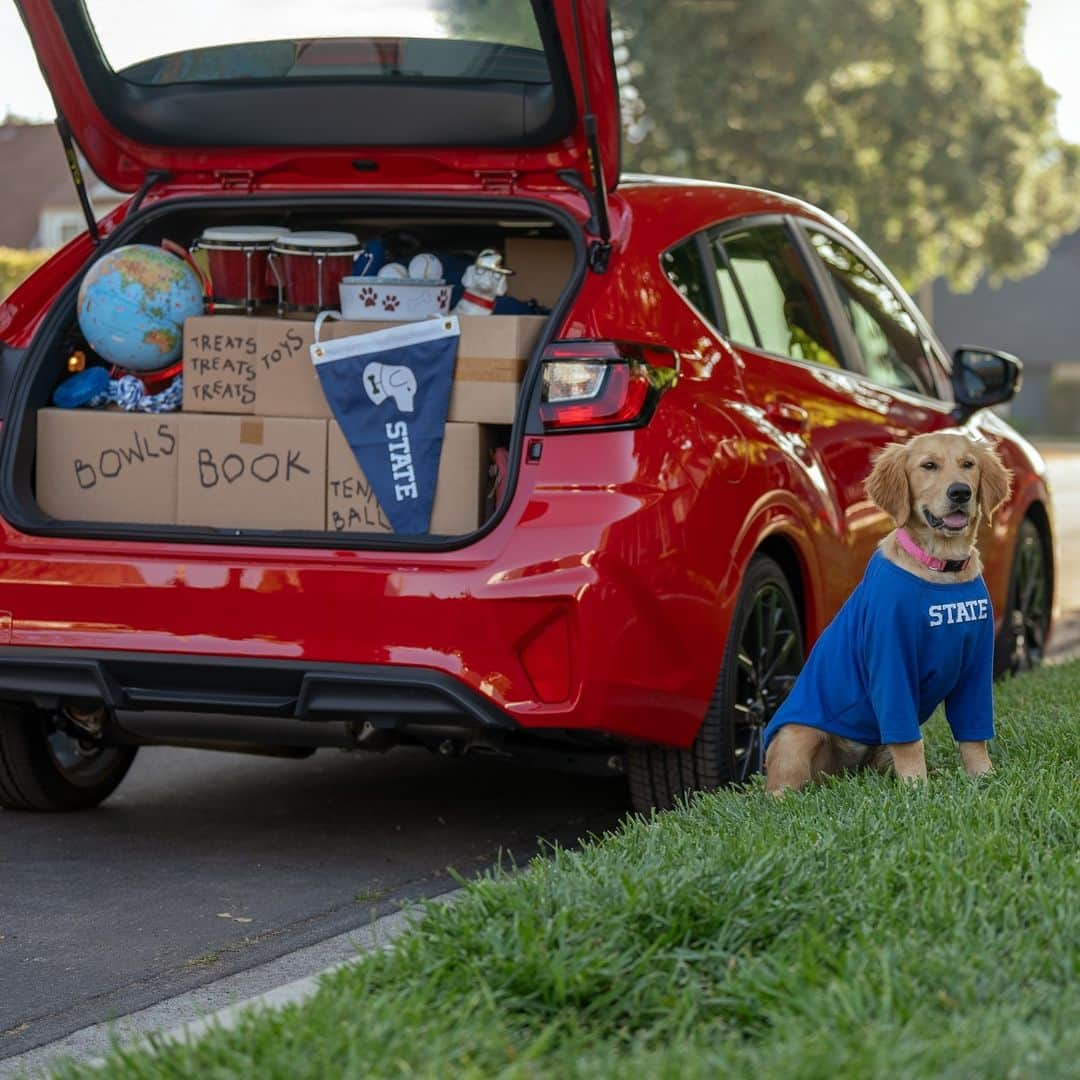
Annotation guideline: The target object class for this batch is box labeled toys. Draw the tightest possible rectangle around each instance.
[182,316,331,419]
[177,414,327,530]
[36,408,181,524]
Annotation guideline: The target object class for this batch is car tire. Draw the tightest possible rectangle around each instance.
[627,553,804,812]
[0,705,137,812]
[994,517,1051,677]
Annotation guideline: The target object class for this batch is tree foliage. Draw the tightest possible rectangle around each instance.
[436,0,1080,290]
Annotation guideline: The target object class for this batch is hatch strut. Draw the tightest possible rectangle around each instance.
[130,170,174,217]
[54,113,101,247]
[568,0,613,272]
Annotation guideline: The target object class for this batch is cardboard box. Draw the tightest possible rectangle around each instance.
[325,421,393,534]
[504,237,575,308]
[181,316,400,418]
[183,314,542,426]
[447,316,543,424]
[327,421,494,536]
[430,423,497,535]
[178,414,327,530]
[36,408,180,524]
[183,316,326,418]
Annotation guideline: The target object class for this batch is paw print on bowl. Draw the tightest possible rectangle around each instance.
[358,286,378,308]
[382,295,400,312]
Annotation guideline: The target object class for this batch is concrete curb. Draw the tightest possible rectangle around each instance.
[0,890,460,1078]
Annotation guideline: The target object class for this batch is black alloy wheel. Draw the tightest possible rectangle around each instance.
[628,554,804,811]
[995,518,1051,677]
[728,565,804,782]
[0,704,137,811]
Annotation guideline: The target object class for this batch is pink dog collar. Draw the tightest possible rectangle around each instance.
[896,528,971,573]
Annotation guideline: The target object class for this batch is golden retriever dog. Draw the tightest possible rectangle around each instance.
[763,431,1012,795]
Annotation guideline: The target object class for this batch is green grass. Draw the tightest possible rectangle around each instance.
[57,664,1079,1079]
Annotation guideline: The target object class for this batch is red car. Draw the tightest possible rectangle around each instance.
[0,1,1053,813]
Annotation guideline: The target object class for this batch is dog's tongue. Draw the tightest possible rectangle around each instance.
[943,511,969,528]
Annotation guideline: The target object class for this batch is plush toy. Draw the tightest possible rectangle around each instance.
[452,249,514,316]
[53,366,183,413]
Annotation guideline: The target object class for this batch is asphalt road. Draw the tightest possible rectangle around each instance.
[0,746,626,1059]
[2,449,1077,1063]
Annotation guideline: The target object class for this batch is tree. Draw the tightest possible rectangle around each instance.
[436,0,1080,290]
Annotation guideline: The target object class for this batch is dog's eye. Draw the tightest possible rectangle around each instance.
[920,461,937,471]
[961,460,975,469]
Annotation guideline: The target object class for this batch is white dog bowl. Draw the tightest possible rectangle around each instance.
[338,276,452,321]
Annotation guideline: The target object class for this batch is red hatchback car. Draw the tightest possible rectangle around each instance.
[0,1,1054,813]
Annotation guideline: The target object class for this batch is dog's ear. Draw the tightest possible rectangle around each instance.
[976,441,1012,520]
[866,442,911,526]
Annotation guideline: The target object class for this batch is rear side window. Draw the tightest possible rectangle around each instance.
[807,231,935,395]
[661,239,718,327]
[710,225,840,368]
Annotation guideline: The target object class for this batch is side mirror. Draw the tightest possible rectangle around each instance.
[950,346,1022,422]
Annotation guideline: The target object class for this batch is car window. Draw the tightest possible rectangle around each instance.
[82,2,549,85]
[661,238,718,327]
[807,230,935,396]
[710,225,840,368]
[713,261,755,345]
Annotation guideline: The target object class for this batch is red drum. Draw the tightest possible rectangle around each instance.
[194,226,291,312]
[268,232,364,313]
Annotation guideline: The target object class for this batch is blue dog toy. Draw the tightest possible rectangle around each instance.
[53,367,183,413]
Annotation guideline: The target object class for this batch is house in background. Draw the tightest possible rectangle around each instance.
[0,119,122,250]
[930,232,1080,434]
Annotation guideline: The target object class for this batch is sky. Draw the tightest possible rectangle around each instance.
[1,0,1079,143]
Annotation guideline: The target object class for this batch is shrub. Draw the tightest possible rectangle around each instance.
[0,246,52,301]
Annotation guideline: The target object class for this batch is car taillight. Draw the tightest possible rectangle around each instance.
[539,341,678,431]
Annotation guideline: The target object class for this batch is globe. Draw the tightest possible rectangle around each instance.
[76,244,204,371]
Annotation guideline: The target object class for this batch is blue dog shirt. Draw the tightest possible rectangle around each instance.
[763,551,996,748]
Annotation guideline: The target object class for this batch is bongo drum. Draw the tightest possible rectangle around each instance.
[267,231,364,313]
[194,226,290,312]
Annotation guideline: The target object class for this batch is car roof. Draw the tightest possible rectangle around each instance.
[616,172,850,247]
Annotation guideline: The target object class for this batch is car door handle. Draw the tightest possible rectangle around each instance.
[765,400,809,432]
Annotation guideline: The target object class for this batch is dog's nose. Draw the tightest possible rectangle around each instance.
[947,482,972,505]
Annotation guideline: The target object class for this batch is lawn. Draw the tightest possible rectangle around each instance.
[57,663,1078,1079]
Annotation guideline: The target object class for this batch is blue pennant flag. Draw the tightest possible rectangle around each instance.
[312,316,460,534]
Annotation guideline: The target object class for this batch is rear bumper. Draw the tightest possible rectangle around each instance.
[0,646,512,728]
[0,647,632,771]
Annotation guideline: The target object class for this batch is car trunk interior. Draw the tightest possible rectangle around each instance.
[3,196,581,548]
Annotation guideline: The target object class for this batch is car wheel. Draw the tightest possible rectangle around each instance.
[995,517,1051,677]
[628,553,804,812]
[0,704,137,811]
